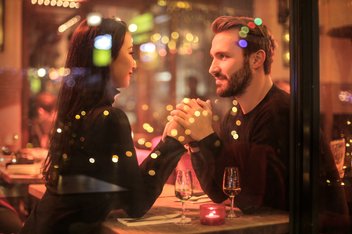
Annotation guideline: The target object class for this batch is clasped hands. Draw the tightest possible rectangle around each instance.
[162,98,214,145]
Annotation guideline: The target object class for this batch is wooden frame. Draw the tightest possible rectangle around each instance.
[0,0,4,52]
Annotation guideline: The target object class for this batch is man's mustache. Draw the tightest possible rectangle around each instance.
[212,72,224,78]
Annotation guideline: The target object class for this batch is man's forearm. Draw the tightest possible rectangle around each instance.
[190,133,227,203]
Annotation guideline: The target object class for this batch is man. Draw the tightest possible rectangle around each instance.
[168,16,290,213]
[164,15,350,232]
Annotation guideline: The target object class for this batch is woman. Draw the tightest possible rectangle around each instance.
[20,18,186,234]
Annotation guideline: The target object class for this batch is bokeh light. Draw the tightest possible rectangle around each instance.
[254,17,263,26]
[238,39,248,48]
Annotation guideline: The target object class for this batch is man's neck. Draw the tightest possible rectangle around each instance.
[236,74,273,114]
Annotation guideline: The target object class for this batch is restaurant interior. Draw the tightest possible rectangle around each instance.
[0,0,351,233]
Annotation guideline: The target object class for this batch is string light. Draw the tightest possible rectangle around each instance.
[58,15,81,33]
[31,0,81,8]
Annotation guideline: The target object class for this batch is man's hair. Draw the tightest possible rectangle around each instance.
[211,16,276,74]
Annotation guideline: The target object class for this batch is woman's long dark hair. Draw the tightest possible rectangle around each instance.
[42,18,128,183]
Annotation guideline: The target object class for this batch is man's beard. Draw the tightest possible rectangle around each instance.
[218,58,252,98]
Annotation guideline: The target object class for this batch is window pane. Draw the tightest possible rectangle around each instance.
[319,0,352,232]
[0,0,292,232]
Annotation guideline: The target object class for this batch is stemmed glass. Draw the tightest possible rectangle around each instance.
[222,167,241,218]
[175,170,193,224]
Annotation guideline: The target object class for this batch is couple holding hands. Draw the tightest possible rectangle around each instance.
[20,14,346,234]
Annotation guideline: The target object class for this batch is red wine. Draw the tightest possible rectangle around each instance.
[223,187,241,196]
[175,190,192,200]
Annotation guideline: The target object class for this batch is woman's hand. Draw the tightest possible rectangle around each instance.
[162,118,192,144]
[171,98,214,141]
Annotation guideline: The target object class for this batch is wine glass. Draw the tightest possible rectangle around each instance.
[222,167,241,218]
[175,170,193,224]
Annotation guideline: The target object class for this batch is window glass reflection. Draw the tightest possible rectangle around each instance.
[0,0,295,232]
[319,0,352,232]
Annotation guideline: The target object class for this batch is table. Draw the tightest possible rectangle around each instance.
[0,153,44,185]
[0,162,44,210]
[102,184,289,234]
[28,184,289,234]
[28,183,45,200]
[0,166,44,184]
[0,157,44,219]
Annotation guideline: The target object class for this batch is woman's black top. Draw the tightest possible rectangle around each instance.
[20,106,186,234]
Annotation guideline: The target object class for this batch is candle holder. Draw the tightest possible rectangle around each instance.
[200,203,226,225]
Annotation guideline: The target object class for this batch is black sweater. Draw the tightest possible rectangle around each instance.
[20,106,186,234]
[191,85,290,213]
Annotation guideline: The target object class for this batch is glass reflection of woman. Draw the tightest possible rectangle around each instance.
[20,18,186,234]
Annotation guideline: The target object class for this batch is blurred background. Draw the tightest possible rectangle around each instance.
[0,0,293,151]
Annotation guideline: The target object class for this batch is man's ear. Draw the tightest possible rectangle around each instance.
[250,50,266,69]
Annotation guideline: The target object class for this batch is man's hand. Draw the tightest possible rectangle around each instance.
[171,98,214,141]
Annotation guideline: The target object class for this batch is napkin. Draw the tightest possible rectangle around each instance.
[188,194,212,204]
[174,194,212,204]
[117,213,190,226]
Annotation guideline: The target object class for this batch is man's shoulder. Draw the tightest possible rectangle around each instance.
[242,86,290,123]
[263,86,290,111]
[270,85,290,100]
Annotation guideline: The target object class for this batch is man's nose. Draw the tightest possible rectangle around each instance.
[209,61,219,76]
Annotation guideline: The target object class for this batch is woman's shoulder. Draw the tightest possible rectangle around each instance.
[90,106,127,118]
[85,106,130,127]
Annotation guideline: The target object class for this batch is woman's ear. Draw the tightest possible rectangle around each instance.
[250,50,266,69]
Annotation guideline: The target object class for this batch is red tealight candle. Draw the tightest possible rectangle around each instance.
[200,204,226,225]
